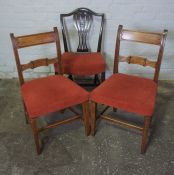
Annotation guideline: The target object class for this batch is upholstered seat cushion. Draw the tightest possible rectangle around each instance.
[21,75,89,118]
[90,73,157,116]
[54,52,105,75]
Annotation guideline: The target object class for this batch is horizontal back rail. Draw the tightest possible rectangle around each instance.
[21,57,58,71]
[121,30,163,45]
[119,55,156,68]
[14,32,56,48]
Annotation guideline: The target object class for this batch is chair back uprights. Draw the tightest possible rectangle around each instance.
[10,27,62,86]
[113,25,168,83]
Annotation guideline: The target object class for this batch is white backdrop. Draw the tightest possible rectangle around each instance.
[0,0,173,79]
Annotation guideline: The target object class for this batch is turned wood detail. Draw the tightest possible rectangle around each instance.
[21,57,58,71]
[119,55,156,68]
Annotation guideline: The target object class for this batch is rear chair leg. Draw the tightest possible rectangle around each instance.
[30,119,41,155]
[91,101,97,136]
[82,102,90,136]
[101,72,105,82]
[113,108,117,112]
[141,116,151,154]
[23,101,29,124]
[68,75,73,81]
[94,74,99,85]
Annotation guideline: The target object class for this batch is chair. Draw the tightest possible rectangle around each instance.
[10,27,90,155]
[90,25,168,154]
[54,7,106,85]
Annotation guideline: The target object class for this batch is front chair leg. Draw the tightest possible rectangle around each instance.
[141,116,151,154]
[30,119,41,155]
[82,101,90,136]
[91,101,97,136]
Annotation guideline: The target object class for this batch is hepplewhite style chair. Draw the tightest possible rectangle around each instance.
[54,8,106,85]
[90,25,168,154]
[10,27,90,154]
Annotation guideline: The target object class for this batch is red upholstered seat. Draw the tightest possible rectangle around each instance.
[21,75,89,118]
[54,52,105,76]
[90,73,157,116]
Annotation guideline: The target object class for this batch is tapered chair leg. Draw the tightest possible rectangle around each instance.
[141,116,151,154]
[94,74,99,85]
[23,102,29,124]
[91,101,96,136]
[68,75,73,80]
[82,101,90,136]
[30,119,41,155]
[113,108,117,112]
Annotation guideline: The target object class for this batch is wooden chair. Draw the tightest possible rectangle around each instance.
[90,25,168,154]
[54,7,106,86]
[10,27,90,155]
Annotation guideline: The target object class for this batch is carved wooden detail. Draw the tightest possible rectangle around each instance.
[60,8,104,52]
[21,57,58,71]
[119,56,156,68]
[73,10,93,52]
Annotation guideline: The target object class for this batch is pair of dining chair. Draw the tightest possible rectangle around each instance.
[10,24,167,155]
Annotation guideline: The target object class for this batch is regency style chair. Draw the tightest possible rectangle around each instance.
[10,27,90,155]
[54,7,106,85]
[90,25,168,154]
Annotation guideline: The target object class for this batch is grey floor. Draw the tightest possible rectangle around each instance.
[0,79,174,175]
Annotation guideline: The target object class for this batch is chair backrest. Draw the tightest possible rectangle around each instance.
[10,27,62,86]
[60,7,104,52]
[114,25,168,83]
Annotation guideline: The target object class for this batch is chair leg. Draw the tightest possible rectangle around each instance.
[113,108,117,112]
[101,72,105,82]
[22,101,29,124]
[68,75,73,81]
[141,116,151,154]
[91,101,97,136]
[30,119,41,155]
[82,101,90,136]
[94,74,99,85]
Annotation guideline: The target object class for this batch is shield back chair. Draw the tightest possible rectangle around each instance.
[90,25,168,154]
[54,7,106,86]
[10,27,90,155]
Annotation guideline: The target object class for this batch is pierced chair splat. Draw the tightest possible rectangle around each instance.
[54,8,106,86]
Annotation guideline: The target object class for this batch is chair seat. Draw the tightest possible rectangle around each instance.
[54,52,105,75]
[21,75,89,118]
[90,73,157,116]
